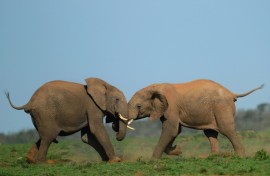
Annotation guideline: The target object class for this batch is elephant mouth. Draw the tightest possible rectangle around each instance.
[137,112,150,119]
[112,114,120,132]
[112,121,119,132]
[105,113,120,132]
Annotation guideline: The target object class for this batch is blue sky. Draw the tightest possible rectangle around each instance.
[0,1,269,133]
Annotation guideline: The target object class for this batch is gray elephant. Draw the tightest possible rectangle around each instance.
[6,78,133,163]
[127,79,263,159]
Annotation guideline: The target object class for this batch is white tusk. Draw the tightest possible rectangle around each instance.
[119,113,128,121]
[127,125,135,130]
[128,119,133,125]
[119,114,134,130]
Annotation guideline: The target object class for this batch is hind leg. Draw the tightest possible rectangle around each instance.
[35,138,54,163]
[216,107,245,156]
[27,137,57,164]
[35,129,59,164]
[30,111,60,163]
[220,128,245,156]
[204,129,220,154]
[26,139,40,164]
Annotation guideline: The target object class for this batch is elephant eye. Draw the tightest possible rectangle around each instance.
[112,97,120,102]
[136,104,141,109]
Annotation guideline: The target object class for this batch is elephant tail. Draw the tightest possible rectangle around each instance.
[234,84,264,99]
[5,92,31,113]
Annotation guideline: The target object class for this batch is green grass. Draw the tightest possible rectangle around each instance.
[1,130,270,176]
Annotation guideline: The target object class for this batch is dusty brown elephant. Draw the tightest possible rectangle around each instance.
[6,78,133,164]
[127,79,263,159]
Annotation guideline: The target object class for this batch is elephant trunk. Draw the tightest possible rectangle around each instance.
[115,100,136,141]
[115,102,129,141]
[128,101,139,120]
[116,118,127,141]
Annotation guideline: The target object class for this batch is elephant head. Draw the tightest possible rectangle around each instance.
[85,78,132,141]
[128,85,169,121]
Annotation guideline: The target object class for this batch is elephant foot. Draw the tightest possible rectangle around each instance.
[198,153,210,159]
[47,160,56,164]
[108,156,121,163]
[236,150,245,158]
[26,156,36,164]
[26,144,38,164]
[165,145,182,156]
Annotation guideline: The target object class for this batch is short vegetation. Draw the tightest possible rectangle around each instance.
[0,103,270,175]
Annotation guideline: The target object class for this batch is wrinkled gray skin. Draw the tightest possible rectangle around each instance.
[128,79,263,159]
[6,78,128,163]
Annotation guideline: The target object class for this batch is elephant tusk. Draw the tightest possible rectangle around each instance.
[118,113,134,130]
[127,125,135,130]
[128,119,133,125]
[119,113,128,121]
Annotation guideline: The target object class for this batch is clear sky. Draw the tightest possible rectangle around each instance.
[0,1,269,134]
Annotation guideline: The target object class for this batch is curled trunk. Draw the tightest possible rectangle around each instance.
[116,119,127,141]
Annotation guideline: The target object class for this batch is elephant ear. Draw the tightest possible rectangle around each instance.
[85,78,107,111]
[149,91,168,121]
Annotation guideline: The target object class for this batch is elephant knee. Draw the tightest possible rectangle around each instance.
[170,128,180,138]
[81,134,88,143]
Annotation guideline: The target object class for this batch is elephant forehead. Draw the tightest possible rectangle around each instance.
[129,95,143,105]
[136,92,148,100]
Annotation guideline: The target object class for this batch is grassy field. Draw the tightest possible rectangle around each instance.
[1,130,270,176]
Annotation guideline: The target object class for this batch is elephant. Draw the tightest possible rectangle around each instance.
[127,79,263,159]
[6,78,134,164]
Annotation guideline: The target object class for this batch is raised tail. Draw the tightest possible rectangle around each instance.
[235,84,264,99]
[5,92,28,111]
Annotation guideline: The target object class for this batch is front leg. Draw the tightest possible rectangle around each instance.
[152,117,180,159]
[164,123,182,156]
[164,138,182,156]
[81,127,109,161]
[88,113,120,162]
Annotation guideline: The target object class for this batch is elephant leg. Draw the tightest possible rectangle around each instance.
[164,124,182,156]
[88,114,120,163]
[26,139,41,164]
[216,111,245,157]
[204,129,220,154]
[164,137,182,156]
[220,129,245,156]
[34,137,56,163]
[152,118,180,159]
[35,127,59,163]
[81,127,109,161]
